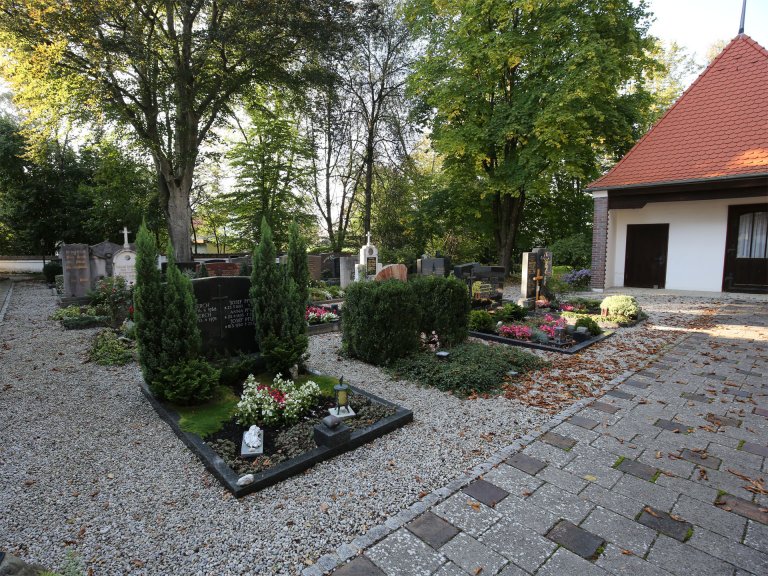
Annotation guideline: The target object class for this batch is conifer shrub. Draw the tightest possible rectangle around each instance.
[468,310,495,333]
[42,260,62,283]
[197,262,209,278]
[342,279,420,365]
[250,218,308,374]
[410,275,470,347]
[154,358,220,405]
[286,221,310,307]
[159,243,202,367]
[600,294,641,320]
[134,223,164,384]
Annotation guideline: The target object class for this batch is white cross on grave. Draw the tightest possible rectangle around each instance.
[121,226,130,248]
[366,231,372,246]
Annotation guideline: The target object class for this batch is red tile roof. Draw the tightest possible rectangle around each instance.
[589,35,768,190]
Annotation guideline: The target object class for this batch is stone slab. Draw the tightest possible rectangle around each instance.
[616,458,660,482]
[333,555,386,576]
[624,379,651,389]
[439,532,508,576]
[681,392,710,403]
[654,419,690,434]
[605,389,634,400]
[706,413,742,428]
[723,387,752,398]
[546,519,606,560]
[506,452,547,475]
[405,511,460,550]
[680,448,722,470]
[568,415,600,430]
[591,401,620,414]
[541,431,577,451]
[366,529,445,576]
[741,442,768,458]
[637,507,694,541]
[716,494,768,525]
[754,407,768,418]
[462,479,509,508]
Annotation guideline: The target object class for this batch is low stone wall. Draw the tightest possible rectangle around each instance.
[0,257,47,273]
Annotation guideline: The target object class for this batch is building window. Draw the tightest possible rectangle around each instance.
[737,211,767,259]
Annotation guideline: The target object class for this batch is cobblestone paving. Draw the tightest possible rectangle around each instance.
[321,301,768,576]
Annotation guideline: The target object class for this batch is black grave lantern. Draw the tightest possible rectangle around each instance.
[334,377,351,415]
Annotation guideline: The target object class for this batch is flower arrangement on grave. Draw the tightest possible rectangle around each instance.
[538,314,567,338]
[237,374,321,427]
[498,324,532,340]
[420,330,441,351]
[305,306,339,325]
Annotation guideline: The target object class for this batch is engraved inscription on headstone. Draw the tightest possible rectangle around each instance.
[61,243,92,298]
[112,249,137,285]
[192,276,257,354]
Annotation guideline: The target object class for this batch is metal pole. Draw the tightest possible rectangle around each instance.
[739,0,747,34]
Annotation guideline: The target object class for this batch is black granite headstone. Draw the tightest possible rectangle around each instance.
[192,276,257,354]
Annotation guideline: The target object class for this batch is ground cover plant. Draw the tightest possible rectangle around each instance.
[389,341,547,397]
[52,305,110,329]
[88,329,133,366]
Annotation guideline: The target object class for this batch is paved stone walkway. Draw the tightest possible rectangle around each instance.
[325,301,768,576]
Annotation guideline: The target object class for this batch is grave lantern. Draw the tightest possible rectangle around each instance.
[435,351,450,361]
[330,377,355,418]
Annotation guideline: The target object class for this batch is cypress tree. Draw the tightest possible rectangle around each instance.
[286,220,310,307]
[250,218,308,374]
[134,222,164,384]
[198,262,209,278]
[159,241,202,369]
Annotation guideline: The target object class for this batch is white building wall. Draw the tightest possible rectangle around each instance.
[606,197,762,292]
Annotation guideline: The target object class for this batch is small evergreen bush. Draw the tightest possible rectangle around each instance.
[154,358,220,405]
[159,243,202,367]
[286,221,310,307]
[250,218,308,374]
[197,262,209,278]
[42,260,62,283]
[411,275,470,347]
[575,316,602,336]
[600,294,640,320]
[89,330,133,365]
[497,302,527,322]
[468,310,495,333]
[134,222,165,384]
[342,279,420,365]
[390,341,546,396]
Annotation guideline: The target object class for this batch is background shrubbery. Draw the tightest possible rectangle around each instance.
[411,275,470,347]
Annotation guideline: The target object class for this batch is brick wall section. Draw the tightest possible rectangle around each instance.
[590,195,609,290]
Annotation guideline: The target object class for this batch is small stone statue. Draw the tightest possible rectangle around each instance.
[244,425,262,449]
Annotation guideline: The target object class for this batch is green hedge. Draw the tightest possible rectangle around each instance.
[411,276,470,347]
[342,280,420,365]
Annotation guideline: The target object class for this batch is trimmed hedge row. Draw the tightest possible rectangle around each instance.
[342,276,470,365]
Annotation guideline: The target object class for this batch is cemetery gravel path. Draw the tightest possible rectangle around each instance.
[0,281,764,576]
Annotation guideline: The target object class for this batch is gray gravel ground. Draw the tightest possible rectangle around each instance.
[1,281,760,575]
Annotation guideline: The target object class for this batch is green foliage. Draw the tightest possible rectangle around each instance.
[42,260,62,283]
[88,276,132,323]
[390,341,546,396]
[159,243,202,368]
[600,295,641,320]
[286,220,310,307]
[468,310,495,333]
[342,280,420,365]
[89,330,133,366]
[134,222,165,384]
[197,262,209,278]
[153,358,220,405]
[575,317,602,336]
[237,373,321,427]
[176,386,240,437]
[497,303,527,322]
[250,218,308,374]
[213,354,264,389]
[549,233,593,268]
[60,315,110,330]
[411,275,470,347]
[52,305,86,320]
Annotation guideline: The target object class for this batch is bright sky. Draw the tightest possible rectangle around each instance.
[644,0,768,75]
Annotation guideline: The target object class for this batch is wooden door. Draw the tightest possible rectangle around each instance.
[624,224,669,288]
[723,204,768,293]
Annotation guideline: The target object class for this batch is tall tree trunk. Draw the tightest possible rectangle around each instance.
[155,160,193,262]
[362,137,375,236]
[493,190,525,276]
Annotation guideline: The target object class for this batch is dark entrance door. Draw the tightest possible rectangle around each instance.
[624,224,669,288]
[723,203,768,293]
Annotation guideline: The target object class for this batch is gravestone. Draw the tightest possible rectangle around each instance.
[375,264,408,282]
[112,249,137,285]
[90,240,123,279]
[417,257,450,277]
[307,255,322,281]
[205,262,240,277]
[357,232,379,280]
[192,276,257,354]
[519,248,553,307]
[454,262,504,300]
[339,256,356,288]
[60,243,92,298]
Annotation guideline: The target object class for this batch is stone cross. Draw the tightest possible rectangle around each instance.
[121,226,131,248]
[366,231,372,246]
